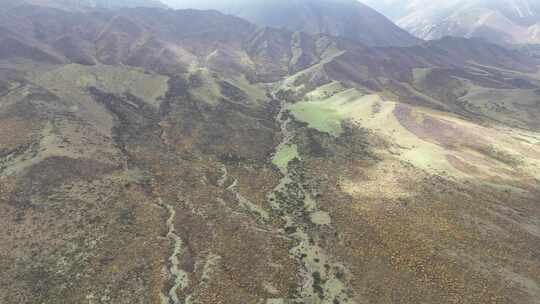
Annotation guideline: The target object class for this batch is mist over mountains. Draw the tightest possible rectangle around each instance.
[9,0,168,10]
[160,0,420,46]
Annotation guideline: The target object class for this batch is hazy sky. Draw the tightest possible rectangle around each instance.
[158,0,448,20]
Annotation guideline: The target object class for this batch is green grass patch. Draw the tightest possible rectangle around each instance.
[272,143,299,173]
[288,102,344,136]
[286,88,370,136]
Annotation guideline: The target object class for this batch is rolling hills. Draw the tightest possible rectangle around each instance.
[0,3,539,304]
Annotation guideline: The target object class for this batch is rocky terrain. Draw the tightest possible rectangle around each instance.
[0,2,539,304]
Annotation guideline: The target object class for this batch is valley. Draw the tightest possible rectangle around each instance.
[0,1,539,304]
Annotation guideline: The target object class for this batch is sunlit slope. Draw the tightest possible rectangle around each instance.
[287,86,540,188]
[276,77,540,303]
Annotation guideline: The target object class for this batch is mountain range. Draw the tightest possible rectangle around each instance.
[1,1,539,304]
[161,0,421,46]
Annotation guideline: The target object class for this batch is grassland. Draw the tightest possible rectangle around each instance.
[188,67,268,105]
[286,88,373,136]
[285,83,540,189]
[30,63,169,106]
[272,143,299,173]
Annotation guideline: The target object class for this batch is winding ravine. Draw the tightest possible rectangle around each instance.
[157,91,354,304]
[158,199,189,304]
[267,93,356,304]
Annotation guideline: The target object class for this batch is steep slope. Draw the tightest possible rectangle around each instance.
[1,4,540,304]
[0,4,344,80]
[363,0,540,45]
[162,0,421,47]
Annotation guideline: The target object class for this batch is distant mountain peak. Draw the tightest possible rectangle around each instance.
[363,0,540,45]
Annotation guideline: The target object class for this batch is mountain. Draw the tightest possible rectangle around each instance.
[162,0,421,47]
[1,3,540,304]
[363,0,540,45]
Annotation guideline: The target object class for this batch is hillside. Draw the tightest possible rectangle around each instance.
[0,3,539,304]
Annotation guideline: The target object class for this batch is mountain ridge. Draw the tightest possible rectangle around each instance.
[161,0,421,47]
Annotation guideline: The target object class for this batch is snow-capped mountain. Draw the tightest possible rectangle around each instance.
[363,0,540,45]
